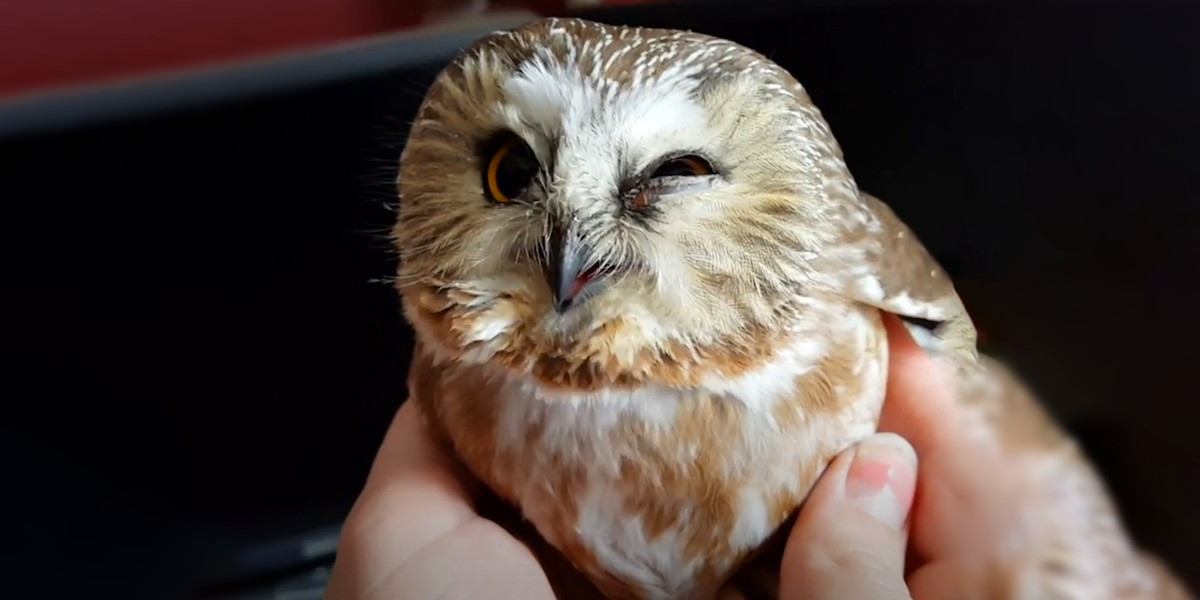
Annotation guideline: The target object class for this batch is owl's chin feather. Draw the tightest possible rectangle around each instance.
[401,279,804,392]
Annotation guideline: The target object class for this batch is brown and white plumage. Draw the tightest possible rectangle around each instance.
[392,17,1192,600]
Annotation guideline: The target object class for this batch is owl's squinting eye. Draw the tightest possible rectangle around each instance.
[650,155,714,179]
[629,155,716,210]
[485,136,539,204]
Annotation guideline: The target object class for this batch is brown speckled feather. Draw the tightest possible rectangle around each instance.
[392,17,1193,600]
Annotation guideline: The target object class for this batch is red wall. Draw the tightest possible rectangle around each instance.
[0,0,422,97]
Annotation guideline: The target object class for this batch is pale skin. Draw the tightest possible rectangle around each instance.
[325,313,1021,600]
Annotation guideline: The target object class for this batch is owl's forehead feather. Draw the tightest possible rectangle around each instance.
[481,18,767,88]
[494,54,714,166]
[439,18,813,166]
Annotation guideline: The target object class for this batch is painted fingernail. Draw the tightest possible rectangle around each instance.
[844,432,918,532]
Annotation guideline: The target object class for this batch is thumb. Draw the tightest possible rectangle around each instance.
[780,433,918,600]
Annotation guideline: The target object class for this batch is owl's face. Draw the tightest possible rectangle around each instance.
[396,18,871,360]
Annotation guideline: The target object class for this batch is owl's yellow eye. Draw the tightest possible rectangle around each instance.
[650,155,714,179]
[485,136,538,204]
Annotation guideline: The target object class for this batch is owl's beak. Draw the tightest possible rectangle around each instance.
[546,223,590,314]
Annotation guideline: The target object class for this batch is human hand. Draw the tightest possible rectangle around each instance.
[322,397,588,600]
[779,313,1022,600]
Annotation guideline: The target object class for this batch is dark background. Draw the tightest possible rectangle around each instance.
[4,1,1198,598]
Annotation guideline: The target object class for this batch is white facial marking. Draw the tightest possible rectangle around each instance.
[498,59,713,213]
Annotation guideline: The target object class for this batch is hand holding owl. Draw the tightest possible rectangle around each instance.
[783,314,1029,600]
[326,315,1021,600]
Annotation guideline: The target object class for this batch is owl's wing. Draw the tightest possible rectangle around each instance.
[842,193,1196,600]
[845,192,978,357]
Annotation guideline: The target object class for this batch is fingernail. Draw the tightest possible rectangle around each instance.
[844,433,918,532]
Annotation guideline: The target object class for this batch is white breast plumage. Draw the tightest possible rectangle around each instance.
[468,308,888,600]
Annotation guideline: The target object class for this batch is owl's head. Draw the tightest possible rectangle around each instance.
[395,18,879,387]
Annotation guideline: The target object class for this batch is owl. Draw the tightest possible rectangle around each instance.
[391,17,1193,600]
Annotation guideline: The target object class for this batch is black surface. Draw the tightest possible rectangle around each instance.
[5,1,1199,598]
[6,62,438,600]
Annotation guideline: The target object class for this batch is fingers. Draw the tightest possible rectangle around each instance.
[325,401,484,599]
[877,313,962,456]
[904,560,985,600]
[365,399,475,498]
[877,313,1021,582]
[354,402,479,559]
[780,433,918,600]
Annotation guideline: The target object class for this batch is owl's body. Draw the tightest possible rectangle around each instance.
[408,293,887,599]
[393,18,1192,600]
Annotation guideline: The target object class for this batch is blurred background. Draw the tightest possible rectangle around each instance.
[2,0,1197,598]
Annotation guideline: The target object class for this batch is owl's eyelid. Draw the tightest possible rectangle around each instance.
[652,176,718,196]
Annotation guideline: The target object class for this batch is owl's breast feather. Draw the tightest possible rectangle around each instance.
[408,303,889,600]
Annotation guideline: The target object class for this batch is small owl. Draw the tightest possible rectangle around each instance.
[392,17,1192,600]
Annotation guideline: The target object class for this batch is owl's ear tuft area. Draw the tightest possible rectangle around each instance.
[847,192,978,355]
